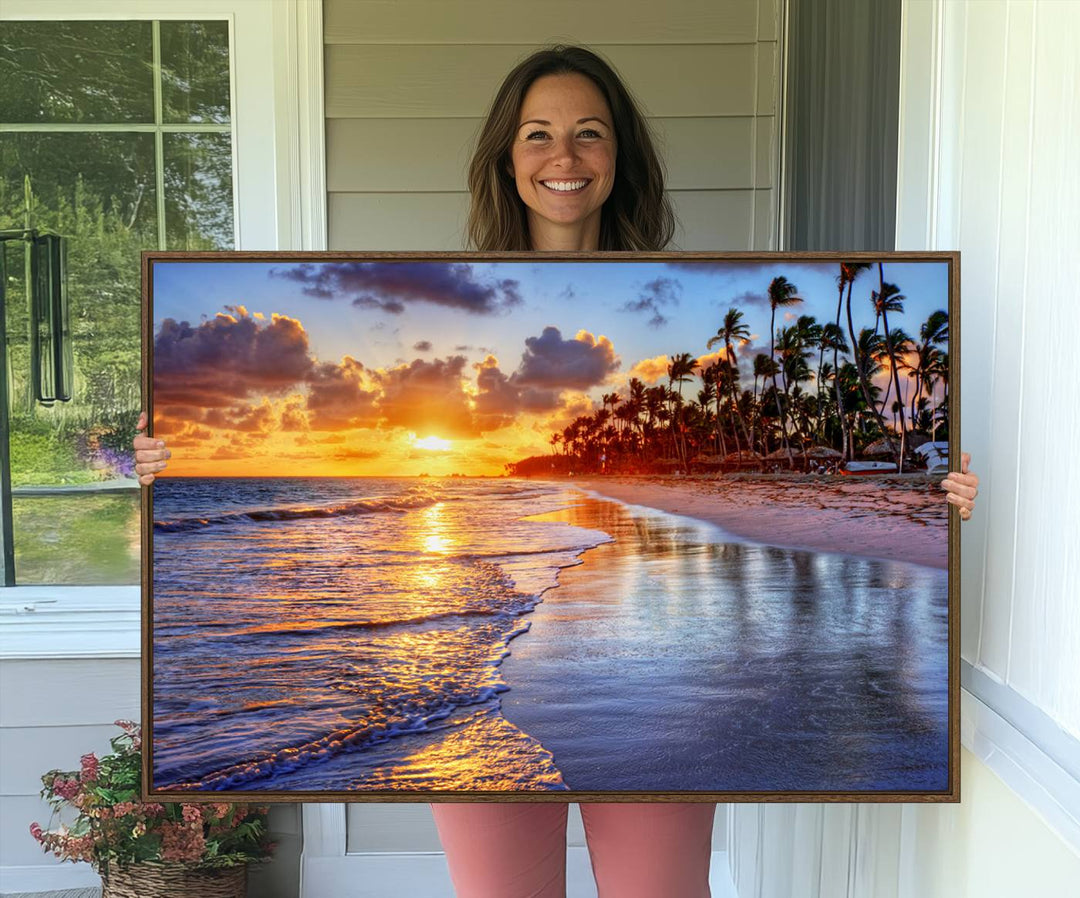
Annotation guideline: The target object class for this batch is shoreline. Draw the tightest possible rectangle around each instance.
[562,474,947,570]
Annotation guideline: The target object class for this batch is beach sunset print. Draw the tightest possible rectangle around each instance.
[149,256,953,797]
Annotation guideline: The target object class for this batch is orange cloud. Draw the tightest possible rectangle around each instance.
[628,354,670,384]
[374,356,478,438]
[306,356,380,431]
[695,349,729,370]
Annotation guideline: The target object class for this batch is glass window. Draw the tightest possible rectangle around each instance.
[0,22,155,124]
[0,19,234,585]
[160,21,231,125]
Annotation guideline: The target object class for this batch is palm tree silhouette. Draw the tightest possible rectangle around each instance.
[667,352,697,468]
[874,270,911,452]
[767,276,803,451]
[707,307,752,453]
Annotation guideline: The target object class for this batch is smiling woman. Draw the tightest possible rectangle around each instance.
[508,73,617,251]
[465,45,674,253]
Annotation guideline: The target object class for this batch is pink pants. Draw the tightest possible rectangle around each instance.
[431,802,715,898]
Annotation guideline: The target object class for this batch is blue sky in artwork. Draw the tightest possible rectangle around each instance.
[152,258,949,387]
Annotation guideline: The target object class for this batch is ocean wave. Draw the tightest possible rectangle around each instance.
[159,606,537,641]
[154,493,439,532]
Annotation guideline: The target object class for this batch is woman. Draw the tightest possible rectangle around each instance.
[135,45,979,898]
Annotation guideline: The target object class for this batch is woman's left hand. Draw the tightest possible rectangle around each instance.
[941,451,979,521]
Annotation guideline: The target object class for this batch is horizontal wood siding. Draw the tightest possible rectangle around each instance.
[325,0,780,253]
[327,117,764,192]
[329,189,760,251]
[326,44,760,118]
[0,658,139,869]
[325,0,761,45]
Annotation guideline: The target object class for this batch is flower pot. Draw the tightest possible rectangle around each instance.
[101,862,247,898]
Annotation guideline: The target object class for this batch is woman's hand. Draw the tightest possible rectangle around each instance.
[941,451,979,521]
[133,411,170,486]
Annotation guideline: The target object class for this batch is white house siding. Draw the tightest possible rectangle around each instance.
[0,658,141,890]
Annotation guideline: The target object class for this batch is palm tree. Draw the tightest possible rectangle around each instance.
[908,341,944,435]
[667,352,696,468]
[854,327,888,441]
[875,271,910,449]
[752,352,779,452]
[838,262,873,459]
[697,375,724,457]
[767,276,803,448]
[816,323,848,440]
[920,310,950,438]
[930,348,948,440]
[854,344,883,438]
[921,309,949,346]
[707,307,752,451]
[878,326,914,411]
[699,365,725,456]
[831,269,852,458]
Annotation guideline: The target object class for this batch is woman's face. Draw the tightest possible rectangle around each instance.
[509,73,617,248]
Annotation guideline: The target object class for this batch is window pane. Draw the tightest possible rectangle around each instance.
[2,132,155,448]
[164,133,234,250]
[0,21,154,124]
[3,132,151,585]
[160,20,232,124]
[12,493,140,585]
[1,18,234,587]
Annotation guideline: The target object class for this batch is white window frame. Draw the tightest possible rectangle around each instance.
[0,0,326,659]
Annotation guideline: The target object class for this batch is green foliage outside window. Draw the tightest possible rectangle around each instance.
[0,19,233,583]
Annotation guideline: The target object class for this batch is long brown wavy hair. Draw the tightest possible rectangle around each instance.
[466,46,676,252]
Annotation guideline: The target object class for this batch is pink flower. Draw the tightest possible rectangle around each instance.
[160,821,206,863]
[112,801,137,818]
[80,753,99,782]
[181,805,202,824]
[29,822,43,842]
[52,777,80,801]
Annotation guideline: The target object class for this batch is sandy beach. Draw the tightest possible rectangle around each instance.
[569,473,948,570]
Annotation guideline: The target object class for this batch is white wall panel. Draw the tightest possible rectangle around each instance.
[731,2,1080,896]
[1004,0,1080,730]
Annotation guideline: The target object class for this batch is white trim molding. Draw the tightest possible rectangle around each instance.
[273,0,328,251]
[961,680,1080,854]
[0,586,140,659]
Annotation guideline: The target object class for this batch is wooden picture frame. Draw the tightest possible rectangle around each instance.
[142,250,959,803]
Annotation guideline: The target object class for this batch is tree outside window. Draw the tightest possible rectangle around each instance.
[0,19,234,584]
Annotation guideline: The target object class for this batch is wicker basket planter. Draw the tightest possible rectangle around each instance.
[101,862,247,898]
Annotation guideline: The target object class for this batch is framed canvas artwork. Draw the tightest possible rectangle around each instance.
[142,251,959,802]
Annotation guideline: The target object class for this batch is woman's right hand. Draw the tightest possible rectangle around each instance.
[133,411,170,486]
